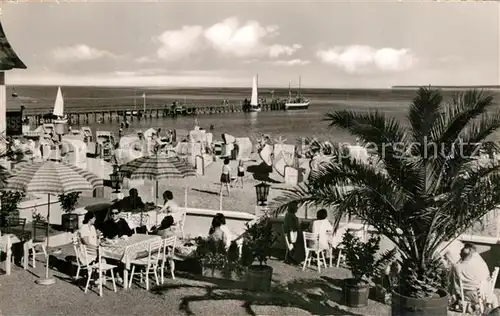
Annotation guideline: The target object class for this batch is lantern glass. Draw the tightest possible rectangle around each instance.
[109,165,120,190]
[254,182,271,205]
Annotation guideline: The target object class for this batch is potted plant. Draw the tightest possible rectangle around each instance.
[242,216,277,291]
[341,231,397,307]
[272,87,500,315]
[59,191,81,231]
[0,191,25,227]
[195,238,245,281]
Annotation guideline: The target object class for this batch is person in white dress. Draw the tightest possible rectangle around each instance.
[311,209,334,250]
[160,190,184,230]
[79,212,98,248]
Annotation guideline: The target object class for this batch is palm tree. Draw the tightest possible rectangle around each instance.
[272,87,500,300]
[0,134,27,187]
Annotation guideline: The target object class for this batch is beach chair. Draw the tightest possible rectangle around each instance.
[128,239,163,290]
[159,236,177,282]
[302,232,328,273]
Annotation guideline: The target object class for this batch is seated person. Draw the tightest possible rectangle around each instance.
[450,243,496,308]
[208,213,233,241]
[311,209,333,250]
[117,188,145,212]
[79,211,99,248]
[208,216,231,250]
[156,216,176,239]
[160,190,183,225]
[101,209,134,239]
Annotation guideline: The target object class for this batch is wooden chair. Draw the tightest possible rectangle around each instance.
[4,217,26,236]
[128,239,163,290]
[302,232,327,272]
[28,220,48,268]
[159,236,177,282]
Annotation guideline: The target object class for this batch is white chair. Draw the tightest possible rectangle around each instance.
[28,221,48,268]
[128,239,163,290]
[159,236,177,282]
[75,243,117,297]
[173,211,186,239]
[480,267,500,311]
[327,226,347,268]
[302,232,328,272]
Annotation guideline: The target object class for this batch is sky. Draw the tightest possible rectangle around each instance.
[1,1,499,88]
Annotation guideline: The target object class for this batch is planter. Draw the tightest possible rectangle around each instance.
[391,290,448,316]
[61,213,79,232]
[343,278,370,307]
[246,265,273,292]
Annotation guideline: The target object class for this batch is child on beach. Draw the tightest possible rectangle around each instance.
[237,160,245,188]
[220,158,231,196]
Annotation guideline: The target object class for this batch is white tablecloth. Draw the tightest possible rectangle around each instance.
[101,234,161,268]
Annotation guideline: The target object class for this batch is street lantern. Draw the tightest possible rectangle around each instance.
[109,164,121,193]
[255,181,271,206]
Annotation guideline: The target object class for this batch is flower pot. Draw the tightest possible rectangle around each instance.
[246,265,273,292]
[391,290,448,316]
[343,278,370,307]
[61,213,79,232]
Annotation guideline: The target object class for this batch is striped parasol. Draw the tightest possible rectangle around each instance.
[5,160,102,194]
[119,156,196,216]
[3,160,103,285]
[119,156,196,181]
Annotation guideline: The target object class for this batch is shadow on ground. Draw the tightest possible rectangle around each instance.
[151,272,362,316]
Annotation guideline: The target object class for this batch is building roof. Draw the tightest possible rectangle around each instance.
[0,20,26,71]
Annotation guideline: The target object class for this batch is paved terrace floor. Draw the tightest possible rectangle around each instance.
[0,244,492,316]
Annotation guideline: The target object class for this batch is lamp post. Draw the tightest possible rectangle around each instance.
[109,164,122,200]
[254,181,271,217]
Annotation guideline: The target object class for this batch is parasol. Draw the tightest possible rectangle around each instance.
[3,160,103,285]
[119,155,196,224]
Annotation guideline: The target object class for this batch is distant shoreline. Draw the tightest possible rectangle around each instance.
[393,85,500,90]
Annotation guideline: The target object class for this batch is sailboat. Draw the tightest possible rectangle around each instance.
[53,86,68,124]
[249,75,262,112]
[285,76,310,110]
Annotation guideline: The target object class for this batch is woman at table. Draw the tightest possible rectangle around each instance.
[79,212,99,248]
[101,209,134,239]
[156,215,176,239]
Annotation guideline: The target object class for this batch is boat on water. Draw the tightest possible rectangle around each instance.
[249,75,262,112]
[53,86,68,124]
[285,76,310,110]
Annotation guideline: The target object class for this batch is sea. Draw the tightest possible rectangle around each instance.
[8,85,500,144]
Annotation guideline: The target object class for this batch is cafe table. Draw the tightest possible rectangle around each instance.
[100,234,161,289]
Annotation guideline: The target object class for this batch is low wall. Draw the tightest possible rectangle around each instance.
[18,195,64,225]
[183,207,255,238]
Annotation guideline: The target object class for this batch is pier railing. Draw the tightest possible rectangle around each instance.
[22,103,284,126]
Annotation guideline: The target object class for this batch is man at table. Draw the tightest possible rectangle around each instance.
[117,188,145,212]
[101,209,134,239]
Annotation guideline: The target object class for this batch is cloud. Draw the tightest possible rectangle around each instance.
[155,25,204,61]
[204,17,280,58]
[316,45,415,73]
[52,44,115,62]
[149,17,299,62]
[272,59,311,66]
[135,56,156,64]
[268,44,302,58]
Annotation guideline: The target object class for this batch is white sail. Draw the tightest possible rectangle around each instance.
[250,75,258,106]
[53,87,64,117]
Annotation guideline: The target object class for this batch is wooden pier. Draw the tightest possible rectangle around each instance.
[22,102,285,126]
